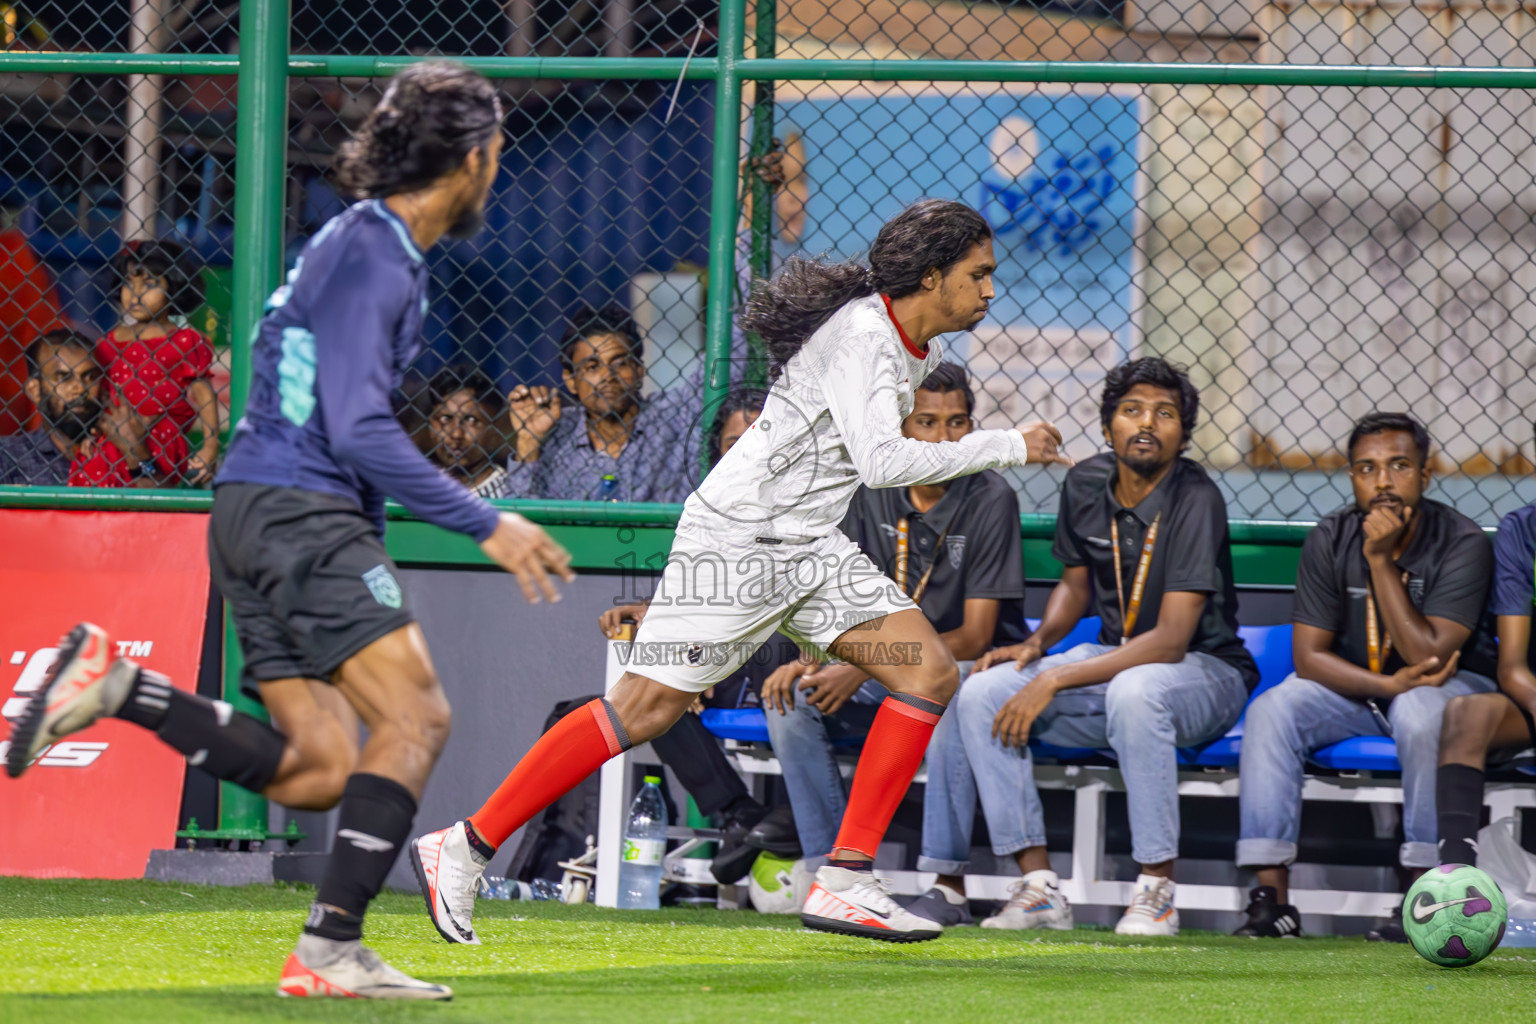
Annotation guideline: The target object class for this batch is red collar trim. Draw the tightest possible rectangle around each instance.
[881,294,928,360]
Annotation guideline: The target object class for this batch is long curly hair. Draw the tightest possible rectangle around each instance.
[741,199,991,379]
[333,61,503,199]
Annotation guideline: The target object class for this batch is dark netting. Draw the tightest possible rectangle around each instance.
[0,56,236,486]
[3,1,1536,519]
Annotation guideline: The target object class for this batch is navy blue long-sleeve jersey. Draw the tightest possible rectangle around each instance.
[217,200,500,541]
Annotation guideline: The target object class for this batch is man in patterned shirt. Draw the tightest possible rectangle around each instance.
[0,329,159,487]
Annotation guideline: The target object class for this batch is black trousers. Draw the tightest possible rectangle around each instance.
[649,712,751,818]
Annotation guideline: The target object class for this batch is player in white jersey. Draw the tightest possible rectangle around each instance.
[412,199,1068,943]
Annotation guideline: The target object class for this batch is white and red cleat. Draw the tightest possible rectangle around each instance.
[410,820,488,945]
[5,622,135,779]
[276,934,451,1000]
[800,865,943,943]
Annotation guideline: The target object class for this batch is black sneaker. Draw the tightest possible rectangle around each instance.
[1232,886,1301,938]
[1366,906,1408,943]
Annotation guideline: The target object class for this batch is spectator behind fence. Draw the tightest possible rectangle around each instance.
[503,302,737,502]
[759,361,1027,870]
[0,328,162,487]
[97,240,219,485]
[1234,412,1497,941]
[0,188,68,435]
[406,365,510,499]
[917,358,1255,936]
[598,386,778,882]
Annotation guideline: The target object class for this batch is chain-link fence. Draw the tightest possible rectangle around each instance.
[4,0,1536,522]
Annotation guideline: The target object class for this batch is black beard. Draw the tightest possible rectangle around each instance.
[445,203,487,241]
[46,397,101,442]
[1117,448,1166,479]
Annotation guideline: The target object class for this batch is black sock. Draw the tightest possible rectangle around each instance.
[115,667,286,792]
[306,773,418,941]
[828,855,874,873]
[1437,763,1485,865]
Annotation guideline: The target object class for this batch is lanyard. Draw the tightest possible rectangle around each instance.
[1365,570,1410,674]
[894,517,952,607]
[1111,512,1161,643]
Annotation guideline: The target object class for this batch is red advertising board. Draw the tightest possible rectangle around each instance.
[0,510,210,878]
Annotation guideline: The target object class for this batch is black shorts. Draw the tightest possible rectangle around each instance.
[209,483,414,699]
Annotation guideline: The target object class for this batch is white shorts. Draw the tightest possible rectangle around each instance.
[627,523,917,693]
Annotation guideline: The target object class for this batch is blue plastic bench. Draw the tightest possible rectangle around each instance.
[1177,623,1295,767]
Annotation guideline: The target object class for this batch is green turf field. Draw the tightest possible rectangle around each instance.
[1,878,1532,1023]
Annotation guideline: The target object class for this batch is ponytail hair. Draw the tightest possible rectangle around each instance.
[742,198,991,380]
[742,257,874,380]
[333,61,503,199]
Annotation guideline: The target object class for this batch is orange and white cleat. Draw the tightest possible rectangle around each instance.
[410,821,488,945]
[5,622,135,779]
[277,935,452,1000]
[800,865,943,943]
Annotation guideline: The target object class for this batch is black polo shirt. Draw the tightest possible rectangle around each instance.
[1292,499,1497,679]
[839,470,1027,647]
[1051,453,1258,689]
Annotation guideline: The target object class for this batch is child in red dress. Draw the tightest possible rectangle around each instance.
[97,240,219,485]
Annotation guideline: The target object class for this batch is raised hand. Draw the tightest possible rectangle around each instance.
[1016,420,1071,467]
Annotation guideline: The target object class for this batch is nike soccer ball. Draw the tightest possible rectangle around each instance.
[1402,864,1507,967]
[748,851,804,915]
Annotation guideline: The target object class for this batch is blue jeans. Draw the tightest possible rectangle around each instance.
[762,680,888,857]
[1236,669,1496,870]
[919,643,1248,871]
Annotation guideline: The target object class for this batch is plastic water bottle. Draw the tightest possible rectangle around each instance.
[618,776,667,909]
[479,876,563,901]
[597,474,621,501]
[1503,898,1536,947]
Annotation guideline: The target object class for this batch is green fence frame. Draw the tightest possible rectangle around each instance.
[1,0,1522,840]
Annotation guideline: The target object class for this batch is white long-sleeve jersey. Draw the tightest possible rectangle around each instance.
[682,294,1031,544]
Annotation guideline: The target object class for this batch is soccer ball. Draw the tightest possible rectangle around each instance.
[748,851,805,915]
[1402,864,1508,967]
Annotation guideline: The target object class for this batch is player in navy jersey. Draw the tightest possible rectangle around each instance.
[5,62,573,1000]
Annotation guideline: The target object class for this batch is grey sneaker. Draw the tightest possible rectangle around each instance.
[906,886,974,927]
[278,934,452,1000]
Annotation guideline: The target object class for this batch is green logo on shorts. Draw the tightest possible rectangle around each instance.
[362,564,403,609]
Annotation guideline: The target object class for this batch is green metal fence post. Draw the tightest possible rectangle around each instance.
[701,0,747,473]
[214,0,290,845]
[742,0,776,386]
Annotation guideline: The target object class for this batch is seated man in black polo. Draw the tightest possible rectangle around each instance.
[761,361,1027,885]
[1236,412,1497,940]
[918,357,1255,935]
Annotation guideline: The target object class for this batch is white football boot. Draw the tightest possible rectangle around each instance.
[277,934,451,1000]
[5,623,136,779]
[800,866,943,943]
[410,820,489,944]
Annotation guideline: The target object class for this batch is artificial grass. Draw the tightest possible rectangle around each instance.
[1,877,1533,1023]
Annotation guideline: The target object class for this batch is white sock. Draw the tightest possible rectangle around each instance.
[1022,868,1060,889]
[933,881,966,905]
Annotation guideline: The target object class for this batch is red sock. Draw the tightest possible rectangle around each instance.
[831,693,946,859]
[467,698,631,848]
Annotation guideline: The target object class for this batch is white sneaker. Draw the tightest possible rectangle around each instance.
[5,623,136,778]
[410,821,488,945]
[800,866,943,943]
[1115,874,1179,936]
[981,870,1075,930]
[277,934,451,1000]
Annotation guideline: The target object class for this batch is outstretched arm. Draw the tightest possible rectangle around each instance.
[823,339,1064,487]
